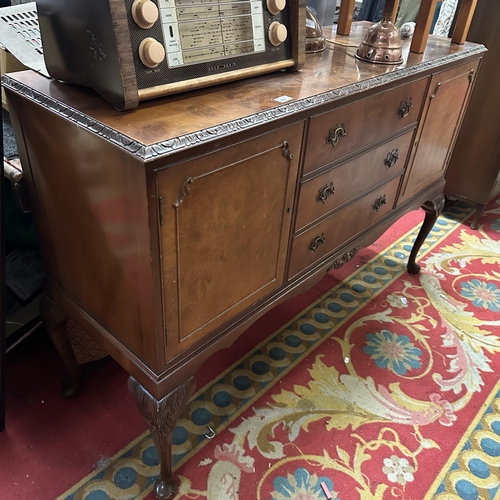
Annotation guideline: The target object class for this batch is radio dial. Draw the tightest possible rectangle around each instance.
[139,38,165,68]
[132,0,159,29]
[266,0,286,15]
[268,21,287,46]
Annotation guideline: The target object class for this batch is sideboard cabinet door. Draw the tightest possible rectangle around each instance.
[398,60,479,203]
[157,122,304,357]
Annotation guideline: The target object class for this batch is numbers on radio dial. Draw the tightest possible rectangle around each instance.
[132,0,159,29]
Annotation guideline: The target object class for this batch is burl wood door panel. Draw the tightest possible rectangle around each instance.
[399,60,479,202]
[158,122,303,357]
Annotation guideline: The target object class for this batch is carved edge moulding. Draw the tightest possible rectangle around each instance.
[0,43,485,162]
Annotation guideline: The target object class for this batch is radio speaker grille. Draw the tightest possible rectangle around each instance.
[0,3,47,76]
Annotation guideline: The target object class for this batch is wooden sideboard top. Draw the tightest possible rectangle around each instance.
[3,22,485,161]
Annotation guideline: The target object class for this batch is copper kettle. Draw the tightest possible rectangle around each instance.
[356,0,403,65]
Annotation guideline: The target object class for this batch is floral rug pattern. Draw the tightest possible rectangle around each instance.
[59,198,500,500]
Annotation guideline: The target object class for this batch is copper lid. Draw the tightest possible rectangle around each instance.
[305,6,326,53]
[355,17,403,64]
[355,0,403,65]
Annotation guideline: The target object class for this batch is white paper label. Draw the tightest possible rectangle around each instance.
[274,95,293,103]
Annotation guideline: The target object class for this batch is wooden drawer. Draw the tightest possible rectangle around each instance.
[289,175,401,278]
[303,77,428,175]
[295,130,413,231]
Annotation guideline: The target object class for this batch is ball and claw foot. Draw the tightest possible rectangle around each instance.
[128,376,196,500]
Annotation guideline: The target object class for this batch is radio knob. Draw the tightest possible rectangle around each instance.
[132,0,159,29]
[139,38,165,68]
[268,21,288,46]
[266,0,286,15]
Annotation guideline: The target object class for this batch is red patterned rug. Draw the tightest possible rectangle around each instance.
[161,198,500,500]
[2,196,500,500]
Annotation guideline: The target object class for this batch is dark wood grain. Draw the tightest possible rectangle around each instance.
[40,296,81,398]
[11,97,162,373]
[407,193,446,274]
[445,0,499,228]
[386,0,401,22]
[290,0,307,70]
[109,0,139,109]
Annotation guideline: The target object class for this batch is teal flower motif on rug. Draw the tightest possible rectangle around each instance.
[460,279,500,312]
[491,219,500,233]
[364,330,422,375]
[271,468,338,500]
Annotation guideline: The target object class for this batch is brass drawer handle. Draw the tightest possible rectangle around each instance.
[327,123,346,147]
[398,97,413,118]
[384,148,399,168]
[373,194,387,211]
[317,182,335,203]
[310,233,326,252]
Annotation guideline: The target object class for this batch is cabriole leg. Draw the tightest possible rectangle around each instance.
[128,376,196,500]
[40,296,81,398]
[470,203,485,230]
[407,193,446,274]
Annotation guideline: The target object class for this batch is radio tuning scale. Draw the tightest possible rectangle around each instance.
[36,0,306,110]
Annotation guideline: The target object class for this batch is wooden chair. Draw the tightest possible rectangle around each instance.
[337,0,478,53]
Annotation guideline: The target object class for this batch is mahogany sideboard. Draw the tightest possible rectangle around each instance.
[3,24,485,499]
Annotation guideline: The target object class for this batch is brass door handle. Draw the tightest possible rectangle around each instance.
[282,141,294,161]
[431,82,442,99]
[398,97,413,117]
[317,182,335,203]
[327,123,346,147]
[384,148,399,168]
[373,194,387,211]
[310,233,326,252]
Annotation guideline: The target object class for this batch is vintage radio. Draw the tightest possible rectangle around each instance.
[36,0,305,110]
